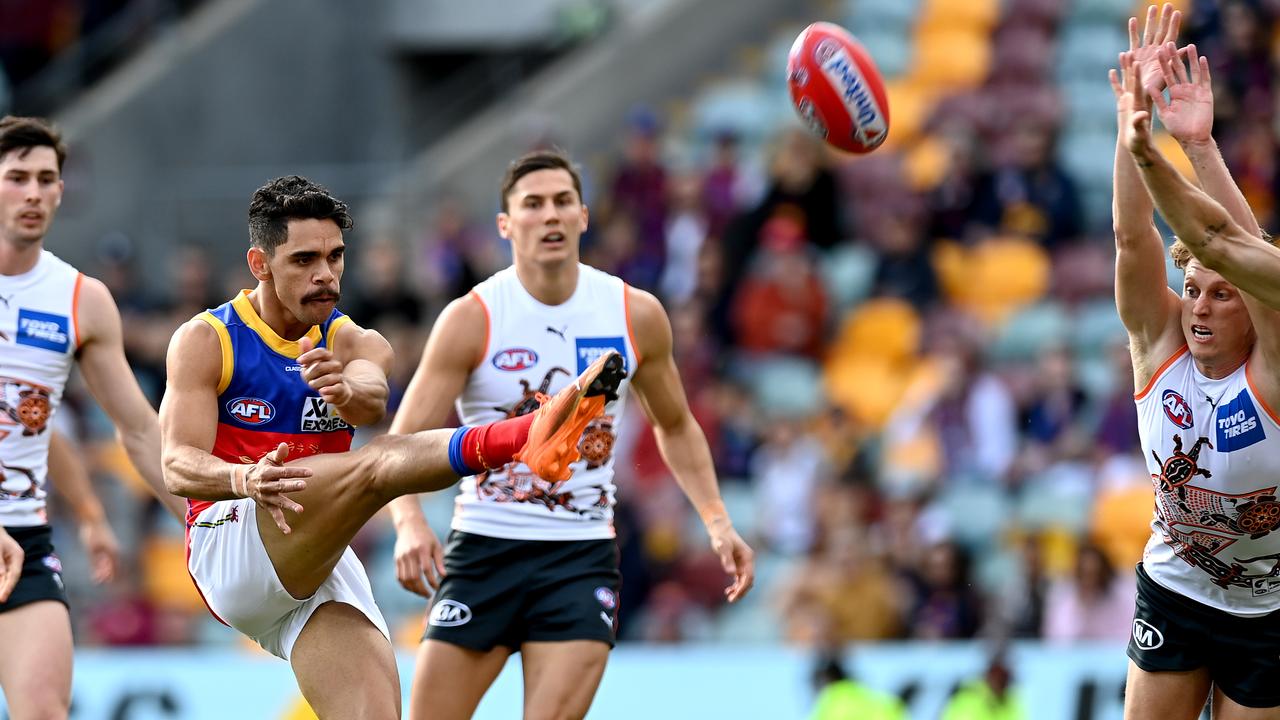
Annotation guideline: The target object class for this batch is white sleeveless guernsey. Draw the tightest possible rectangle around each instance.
[454,264,638,541]
[1137,346,1280,615]
[0,251,82,528]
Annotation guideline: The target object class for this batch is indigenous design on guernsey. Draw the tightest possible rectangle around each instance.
[1136,346,1280,615]
[0,251,82,527]
[454,264,638,541]
[186,291,354,529]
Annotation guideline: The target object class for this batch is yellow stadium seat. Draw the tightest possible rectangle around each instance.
[830,297,923,366]
[141,536,206,612]
[824,355,916,429]
[1092,484,1155,571]
[945,236,1051,325]
[1154,131,1195,179]
[910,27,992,90]
[904,134,952,191]
[879,80,938,149]
[920,0,1001,31]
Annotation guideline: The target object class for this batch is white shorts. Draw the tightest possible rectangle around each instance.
[186,498,390,660]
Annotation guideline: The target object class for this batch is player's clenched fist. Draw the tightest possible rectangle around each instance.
[230,442,313,534]
[297,336,352,406]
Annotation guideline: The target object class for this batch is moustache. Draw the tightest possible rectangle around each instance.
[302,290,340,303]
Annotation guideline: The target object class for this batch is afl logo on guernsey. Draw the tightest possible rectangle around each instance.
[492,348,538,372]
[1162,389,1194,429]
[226,397,275,425]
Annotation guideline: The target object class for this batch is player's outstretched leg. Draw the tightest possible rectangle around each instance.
[258,351,625,598]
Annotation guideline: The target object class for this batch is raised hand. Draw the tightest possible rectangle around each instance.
[1128,3,1182,99]
[232,442,312,534]
[297,336,352,407]
[1152,42,1214,146]
[1111,51,1149,144]
[1121,59,1157,158]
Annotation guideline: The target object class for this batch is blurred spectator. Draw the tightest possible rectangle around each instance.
[780,525,905,644]
[869,215,939,310]
[415,193,500,304]
[887,317,1018,486]
[1092,341,1142,459]
[752,416,826,555]
[730,215,829,360]
[808,650,906,720]
[345,239,425,330]
[1042,542,1136,643]
[700,128,762,239]
[606,106,669,289]
[941,652,1027,720]
[1001,533,1049,639]
[659,172,708,305]
[903,541,984,640]
[970,123,1083,248]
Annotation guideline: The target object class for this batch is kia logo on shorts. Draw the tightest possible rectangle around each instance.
[429,599,472,627]
[492,348,538,372]
[1132,618,1164,650]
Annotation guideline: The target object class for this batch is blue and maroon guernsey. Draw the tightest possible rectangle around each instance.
[186,291,354,527]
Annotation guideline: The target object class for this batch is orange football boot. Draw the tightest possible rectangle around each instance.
[517,350,627,482]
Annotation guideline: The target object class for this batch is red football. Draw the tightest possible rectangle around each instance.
[786,22,891,154]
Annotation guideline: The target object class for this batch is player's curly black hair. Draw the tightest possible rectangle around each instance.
[247,175,353,254]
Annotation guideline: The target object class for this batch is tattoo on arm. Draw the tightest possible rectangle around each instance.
[1204,222,1227,245]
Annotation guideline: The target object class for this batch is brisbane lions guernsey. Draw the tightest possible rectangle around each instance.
[1137,345,1280,615]
[454,264,638,541]
[187,291,354,528]
[0,251,81,528]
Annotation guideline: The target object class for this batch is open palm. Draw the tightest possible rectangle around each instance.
[1129,3,1181,98]
[1153,42,1213,145]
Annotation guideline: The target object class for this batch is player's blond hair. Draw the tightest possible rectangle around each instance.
[1170,230,1277,270]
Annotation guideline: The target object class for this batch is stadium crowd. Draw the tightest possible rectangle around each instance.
[12,0,1280,672]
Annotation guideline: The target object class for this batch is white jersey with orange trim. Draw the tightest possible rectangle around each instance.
[452,264,638,541]
[0,251,82,528]
[1137,346,1280,615]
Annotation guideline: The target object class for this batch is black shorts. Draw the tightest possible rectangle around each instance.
[0,525,68,614]
[423,530,621,652]
[1129,562,1280,708]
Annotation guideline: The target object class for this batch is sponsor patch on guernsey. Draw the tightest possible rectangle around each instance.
[300,396,351,433]
[16,309,69,353]
[575,337,626,374]
[1216,390,1265,452]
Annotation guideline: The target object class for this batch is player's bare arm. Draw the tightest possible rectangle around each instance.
[159,318,312,533]
[626,285,755,602]
[386,294,486,597]
[74,275,186,521]
[1110,10,1185,388]
[1126,66,1280,310]
[1153,40,1263,240]
[47,430,118,584]
[297,321,393,426]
